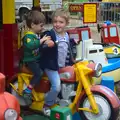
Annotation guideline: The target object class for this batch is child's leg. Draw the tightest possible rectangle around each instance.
[28,62,43,86]
[23,61,43,95]
[43,69,61,115]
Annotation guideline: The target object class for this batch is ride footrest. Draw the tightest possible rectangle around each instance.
[50,106,72,120]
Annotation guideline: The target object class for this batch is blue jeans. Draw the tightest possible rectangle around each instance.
[26,60,43,86]
[44,69,61,106]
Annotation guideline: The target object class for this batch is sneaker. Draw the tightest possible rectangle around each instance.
[42,104,52,116]
[22,90,32,105]
[42,103,58,116]
[42,107,51,116]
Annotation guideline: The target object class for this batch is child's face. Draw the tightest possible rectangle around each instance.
[53,16,68,34]
[31,23,44,34]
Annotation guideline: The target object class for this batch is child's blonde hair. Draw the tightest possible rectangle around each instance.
[52,8,70,23]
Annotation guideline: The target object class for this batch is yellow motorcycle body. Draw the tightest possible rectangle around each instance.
[9,60,120,120]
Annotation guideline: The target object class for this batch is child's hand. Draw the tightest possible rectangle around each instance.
[40,35,51,44]
[44,40,55,47]
[74,39,79,44]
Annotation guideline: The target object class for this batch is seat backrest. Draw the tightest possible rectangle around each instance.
[19,64,33,74]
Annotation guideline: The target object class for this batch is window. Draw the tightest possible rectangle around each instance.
[110,27,117,37]
[99,49,103,52]
[104,28,108,38]
[81,30,89,40]
[89,50,97,54]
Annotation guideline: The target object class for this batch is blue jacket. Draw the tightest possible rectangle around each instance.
[40,29,77,70]
[40,29,59,70]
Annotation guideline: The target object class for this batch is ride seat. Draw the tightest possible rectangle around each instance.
[19,64,50,93]
[19,65,76,93]
[19,64,33,74]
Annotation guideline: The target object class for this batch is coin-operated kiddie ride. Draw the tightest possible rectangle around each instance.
[0,73,22,120]
[97,21,120,93]
[67,25,120,88]
[8,37,120,120]
[97,20,120,44]
[97,21,120,61]
[67,26,108,65]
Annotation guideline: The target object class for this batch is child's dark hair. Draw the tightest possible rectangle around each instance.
[25,10,46,28]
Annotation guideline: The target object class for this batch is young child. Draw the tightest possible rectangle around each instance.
[52,8,78,67]
[40,8,77,116]
[52,8,70,67]
[22,10,53,103]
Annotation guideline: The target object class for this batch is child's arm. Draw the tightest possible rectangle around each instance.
[43,39,55,48]
[40,35,51,44]
[23,35,49,50]
[23,37,40,49]
[40,35,54,48]
[40,31,56,48]
[69,38,79,45]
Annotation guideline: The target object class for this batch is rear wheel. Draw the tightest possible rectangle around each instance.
[10,80,28,106]
[79,94,114,120]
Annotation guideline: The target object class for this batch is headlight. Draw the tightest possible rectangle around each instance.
[94,63,102,77]
[4,109,18,120]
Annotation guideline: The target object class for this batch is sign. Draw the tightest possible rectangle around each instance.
[69,4,83,12]
[40,0,62,11]
[83,3,97,24]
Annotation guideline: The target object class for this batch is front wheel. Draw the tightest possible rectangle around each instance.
[79,93,115,120]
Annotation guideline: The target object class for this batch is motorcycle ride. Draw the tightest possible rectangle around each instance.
[8,40,120,120]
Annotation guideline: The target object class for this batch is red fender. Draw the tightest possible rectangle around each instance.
[90,85,120,109]
[76,85,120,116]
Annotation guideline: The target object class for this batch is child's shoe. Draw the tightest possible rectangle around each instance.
[42,104,51,116]
[42,104,58,116]
[22,86,32,105]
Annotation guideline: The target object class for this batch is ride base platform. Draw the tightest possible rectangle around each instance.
[21,106,82,120]
[22,113,81,120]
